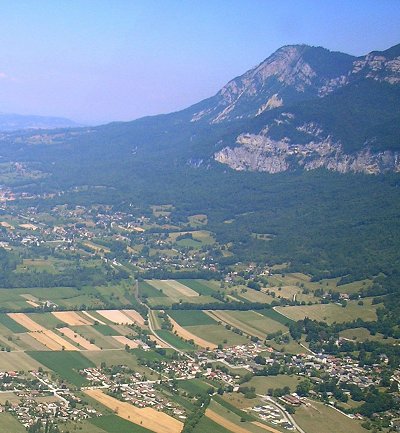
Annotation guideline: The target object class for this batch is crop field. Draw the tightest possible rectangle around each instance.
[193,416,231,433]
[183,323,248,347]
[178,279,218,296]
[0,313,27,333]
[90,415,154,433]
[59,327,100,350]
[82,310,107,324]
[28,351,95,387]
[96,310,136,325]
[155,329,196,350]
[178,378,215,395]
[71,326,123,349]
[112,335,139,348]
[293,399,367,433]
[258,308,294,326]
[275,299,378,324]
[0,351,44,371]
[146,279,199,299]
[237,288,276,304]
[121,309,145,326]
[207,310,286,339]
[85,389,183,433]
[138,280,165,297]
[52,311,93,326]
[168,317,217,349]
[168,310,217,326]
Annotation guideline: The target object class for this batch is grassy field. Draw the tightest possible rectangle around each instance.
[294,400,367,433]
[213,395,256,421]
[138,280,164,297]
[93,324,120,336]
[28,312,64,328]
[90,415,154,433]
[184,324,248,346]
[27,351,95,387]
[258,308,294,325]
[246,375,303,394]
[339,327,397,344]
[0,351,44,371]
[193,416,232,433]
[276,299,378,324]
[72,326,122,349]
[178,378,214,396]
[155,329,196,350]
[178,279,217,296]
[0,313,27,333]
[208,310,286,339]
[0,413,26,433]
[169,310,217,326]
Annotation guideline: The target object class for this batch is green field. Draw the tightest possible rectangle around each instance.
[93,324,120,336]
[0,313,27,333]
[179,279,217,296]
[155,329,196,350]
[169,310,217,326]
[27,351,95,387]
[90,415,154,433]
[246,375,303,394]
[213,395,256,421]
[178,378,214,396]
[193,416,232,433]
[276,299,378,324]
[185,324,248,346]
[0,413,26,433]
[294,400,367,433]
[259,308,295,325]
[138,280,164,297]
[72,326,122,349]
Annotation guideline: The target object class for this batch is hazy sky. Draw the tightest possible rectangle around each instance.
[1,0,399,124]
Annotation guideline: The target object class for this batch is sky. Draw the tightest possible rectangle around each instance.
[0,0,400,125]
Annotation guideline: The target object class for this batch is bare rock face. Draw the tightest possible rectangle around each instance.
[214,127,400,175]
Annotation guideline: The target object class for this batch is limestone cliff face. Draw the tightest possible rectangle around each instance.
[214,128,400,175]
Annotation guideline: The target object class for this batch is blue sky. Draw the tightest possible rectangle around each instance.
[0,0,399,124]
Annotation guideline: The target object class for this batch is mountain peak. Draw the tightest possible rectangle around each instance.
[190,44,355,124]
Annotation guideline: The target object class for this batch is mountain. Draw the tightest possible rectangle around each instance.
[0,42,399,178]
[0,113,81,131]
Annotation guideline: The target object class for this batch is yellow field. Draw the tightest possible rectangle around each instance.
[8,313,78,351]
[96,310,136,325]
[205,409,251,433]
[59,327,100,350]
[8,313,43,331]
[84,389,183,433]
[82,310,106,325]
[112,336,139,349]
[168,316,217,349]
[26,300,40,307]
[252,421,283,433]
[52,311,92,326]
[121,309,145,326]
[146,279,199,299]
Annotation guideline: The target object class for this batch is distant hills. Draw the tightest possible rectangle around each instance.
[0,113,80,131]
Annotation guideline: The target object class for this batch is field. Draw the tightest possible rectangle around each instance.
[121,309,145,326]
[179,279,218,296]
[246,375,303,394]
[112,335,139,348]
[28,351,95,386]
[90,415,154,433]
[193,415,232,433]
[52,311,92,325]
[85,389,183,433]
[207,310,286,339]
[72,326,123,349]
[0,313,27,333]
[59,327,100,350]
[146,279,199,299]
[168,310,217,326]
[96,310,136,325]
[0,413,26,433]
[293,399,367,433]
[339,327,398,343]
[168,317,217,349]
[275,299,378,324]
[184,323,248,347]
[0,351,44,371]
[155,329,196,350]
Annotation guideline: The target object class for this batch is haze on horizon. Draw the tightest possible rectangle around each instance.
[1,0,400,125]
